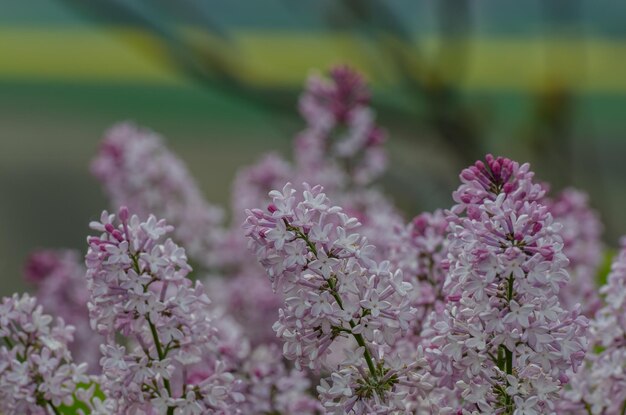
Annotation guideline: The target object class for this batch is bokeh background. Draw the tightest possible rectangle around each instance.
[1,0,625,296]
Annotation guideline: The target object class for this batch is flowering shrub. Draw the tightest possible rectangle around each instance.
[1,66,621,414]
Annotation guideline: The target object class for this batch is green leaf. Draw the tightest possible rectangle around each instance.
[596,248,616,287]
[58,382,105,415]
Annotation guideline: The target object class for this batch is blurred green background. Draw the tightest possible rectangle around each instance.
[1,0,626,296]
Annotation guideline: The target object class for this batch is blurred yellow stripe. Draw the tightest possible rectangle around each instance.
[0,28,183,85]
[1,27,625,92]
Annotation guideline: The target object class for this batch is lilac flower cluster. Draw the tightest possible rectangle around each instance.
[5,65,620,414]
[559,239,626,414]
[92,123,225,269]
[85,207,235,413]
[234,344,322,414]
[0,293,91,414]
[227,66,403,344]
[296,65,387,187]
[24,249,103,372]
[545,188,603,317]
[245,183,429,413]
[428,156,589,414]
[390,210,450,339]
[232,66,397,232]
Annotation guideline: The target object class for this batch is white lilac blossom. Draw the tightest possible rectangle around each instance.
[545,188,603,317]
[24,249,103,373]
[91,122,225,269]
[0,293,91,414]
[558,239,626,414]
[85,207,236,414]
[245,183,429,413]
[428,155,589,414]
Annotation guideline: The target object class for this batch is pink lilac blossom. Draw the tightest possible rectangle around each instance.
[235,344,322,414]
[207,272,283,347]
[201,309,320,414]
[231,152,293,224]
[544,188,603,317]
[296,66,387,188]
[451,154,545,215]
[338,189,406,262]
[0,293,91,414]
[428,155,589,414]
[245,183,429,413]
[233,65,397,240]
[91,122,225,270]
[390,209,450,339]
[85,207,236,414]
[558,239,626,414]
[24,249,103,373]
[225,66,403,346]
[309,76,403,269]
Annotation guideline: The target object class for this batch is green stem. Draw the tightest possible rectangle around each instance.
[497,346,505,371]
[503,274,515,413]
[504,347,513,410]
[148,319,165,360]
[290,220,380,381]
[505,274,514,380]
[505,347,513,376]
[621,399,626,415]
[3,336,14,349]
[147,317,172,399]
[506,274,514,303]
[327,279,378,381]
[350,321,378,380]
[47,400,61,415]
[286,222,318,256]
[132,254,173,408]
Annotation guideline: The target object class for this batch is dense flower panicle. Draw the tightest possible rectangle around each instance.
[245,183,429,413]
[0,293,91,414]
[300,64,370,127]
[85,207,235,413]
[24,249,103,372]
[231,152,293,224]
[91,122,225,269]
[224,152,294,271]
[452,154,545,215]
[429,157,588,414]
[544,189,603,317]
[232,66,395,235]
[296,65,387,187]
[235,344,322,414]
[5,61,617,413]
[390,210,450,339]
[338,189,406,261]
[559,240,626,414]
[208,273,283,347]
[227,66,402,346]
[199,310,320,414]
